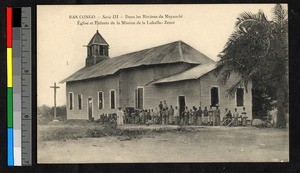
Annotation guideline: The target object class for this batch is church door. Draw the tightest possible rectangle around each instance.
[210,87,219,107]
[178,96,186,117]
[87,98,93,119]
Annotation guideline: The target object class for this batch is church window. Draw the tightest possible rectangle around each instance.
[78,94,82,110]
[98,91,104,109]
[69,92,74,110]
[110,89,116,109]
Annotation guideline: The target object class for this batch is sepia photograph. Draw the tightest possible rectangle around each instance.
[37,4,288,163]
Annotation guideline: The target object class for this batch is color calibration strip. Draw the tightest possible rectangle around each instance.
[7,7,14,166]
[7,7,32,166]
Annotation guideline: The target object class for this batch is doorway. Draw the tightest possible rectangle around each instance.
[136,87,144,109]
[87,98,93,119]
[210,87,219,107]
[178,96,186,117]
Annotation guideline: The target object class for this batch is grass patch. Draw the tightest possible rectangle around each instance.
[38,122,192,141]
[39,126,90,141]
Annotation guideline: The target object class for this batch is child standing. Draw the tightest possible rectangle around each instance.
[198,106,203,125]
[174,106,179,125]
[182,107,189,125]
[154,108,159,124]
[135,110,140,124]
[214,106,221,126]
[193,106,198,125]
[208,106,214,126]
[203,107,209,125]
[233,108,239,126]
[169,105,174,125]
[161,108,166,125]
[241,107,247,126]
[165,107,169,125]
[189,109,194,125]
[131,111,135,124]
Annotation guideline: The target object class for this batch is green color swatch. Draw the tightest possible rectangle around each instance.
[7,88,13,128]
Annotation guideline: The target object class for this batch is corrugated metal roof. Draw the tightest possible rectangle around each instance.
[60,40,215,83]
[149,63,217,84]
[87,30,109,46]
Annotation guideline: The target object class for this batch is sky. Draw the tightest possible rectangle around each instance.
[37,4,287,107]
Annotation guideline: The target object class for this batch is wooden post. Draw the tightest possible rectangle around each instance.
[50,82,60,121]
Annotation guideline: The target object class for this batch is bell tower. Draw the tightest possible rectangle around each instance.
[85,30,109,66]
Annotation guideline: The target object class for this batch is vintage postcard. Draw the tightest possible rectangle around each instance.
[37,4,288,163]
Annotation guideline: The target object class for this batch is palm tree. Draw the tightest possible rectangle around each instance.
[215,4,288,128]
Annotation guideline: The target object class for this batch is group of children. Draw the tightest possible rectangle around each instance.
[97,113,117,125]
[96,100,248,127]
[221,107,248,126]
[178,105,222,126]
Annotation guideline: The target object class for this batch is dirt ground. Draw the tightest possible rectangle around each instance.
[37,124,288,163]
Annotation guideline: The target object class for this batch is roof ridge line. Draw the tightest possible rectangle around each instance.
[60,40,214,84]
[111,40,180,59]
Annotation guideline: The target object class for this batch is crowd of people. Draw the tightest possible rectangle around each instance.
[97,100,248,127]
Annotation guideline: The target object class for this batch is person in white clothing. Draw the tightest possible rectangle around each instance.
[174,106,180,125]
[117,107,124,126]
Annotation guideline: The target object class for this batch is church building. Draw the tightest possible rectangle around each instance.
[60,30,252,120]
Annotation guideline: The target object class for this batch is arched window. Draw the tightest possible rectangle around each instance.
[78,94,82,110]
[98,91,104,109]
[69,92,74,110]
[109,89,116,109]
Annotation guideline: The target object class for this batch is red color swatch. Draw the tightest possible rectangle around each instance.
[7,7,12,48]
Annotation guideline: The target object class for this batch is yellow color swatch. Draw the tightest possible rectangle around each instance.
[7,48,12,87]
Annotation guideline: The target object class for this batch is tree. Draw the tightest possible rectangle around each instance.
[215,4,288,128]
[37,104,67,120]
